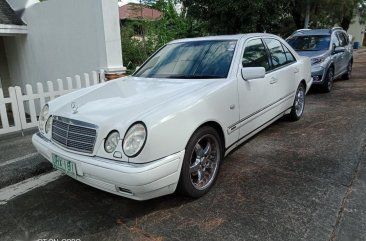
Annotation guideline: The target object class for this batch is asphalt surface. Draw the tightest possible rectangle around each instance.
[0,129,52,189]
[0,50,366,241]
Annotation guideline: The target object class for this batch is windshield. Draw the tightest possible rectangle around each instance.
[287,35,330,51]
[133,40,237,79]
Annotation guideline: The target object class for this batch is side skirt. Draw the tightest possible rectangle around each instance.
[224,108,290,156]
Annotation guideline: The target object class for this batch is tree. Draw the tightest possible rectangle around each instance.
[121,0,199,72]
[289,0,366,30]
[181,0,290,34]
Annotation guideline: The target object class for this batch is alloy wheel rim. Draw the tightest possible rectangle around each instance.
[328,71,334,90]
[348,63,352,77]
[189,134,220,190]
[295,87,305,116]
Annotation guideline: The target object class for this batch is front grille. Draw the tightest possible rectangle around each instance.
[52,116,98,154]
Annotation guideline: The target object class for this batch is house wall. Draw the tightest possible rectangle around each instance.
[347,14,366,46]
[4,0,125,89]
[0,37,11,95]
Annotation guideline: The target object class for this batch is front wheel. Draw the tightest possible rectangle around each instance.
[342,61,352,80]
[322,67,334,93]
[288,83,305,121]
[177,126,223,198]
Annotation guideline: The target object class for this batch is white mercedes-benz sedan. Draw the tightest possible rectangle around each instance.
[33,34,312,200]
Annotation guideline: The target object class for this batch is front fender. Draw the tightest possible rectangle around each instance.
[128,79,239,164]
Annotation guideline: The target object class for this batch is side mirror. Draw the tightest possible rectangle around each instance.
[333,46,345,54]
[241,67,266,81]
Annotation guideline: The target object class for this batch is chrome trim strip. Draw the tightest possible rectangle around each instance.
[37,132,50,142]
[51,141,93,154]
[227,91,295,134]
[52,116,98,154]
[226,107,291,151]
[53,116,98,130]
[52,132,94,146]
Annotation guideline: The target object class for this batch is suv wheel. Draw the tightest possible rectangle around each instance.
[322,67,334,93]
[342,61,352,80]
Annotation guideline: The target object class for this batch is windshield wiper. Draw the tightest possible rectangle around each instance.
[168,75,224,79]
[296,49,325,51]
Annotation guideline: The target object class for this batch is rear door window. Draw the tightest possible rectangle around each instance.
[282,44,296,64]
[341,32,349,45]
[337,32,347,47]
[263,38,288,69]
[333,34,341,47]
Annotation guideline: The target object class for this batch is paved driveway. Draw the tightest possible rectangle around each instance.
[1,51,366,241]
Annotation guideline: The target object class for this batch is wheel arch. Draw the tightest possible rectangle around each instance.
[300,79,307,89]
[328,63,335,73]
[191,121,226,149]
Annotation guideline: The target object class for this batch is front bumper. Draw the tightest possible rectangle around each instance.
[310,66,326,85]
[32,133,185,201]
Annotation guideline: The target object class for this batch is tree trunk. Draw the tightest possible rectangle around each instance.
[290,0,304,29]
[341,16,352,31]
[304,1,310,28]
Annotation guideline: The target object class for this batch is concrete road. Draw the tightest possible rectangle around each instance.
[1,51,366,241]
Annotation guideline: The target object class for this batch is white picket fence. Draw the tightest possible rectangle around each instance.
[0,71,102,135]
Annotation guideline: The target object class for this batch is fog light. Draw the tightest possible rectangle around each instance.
[313,75,321,81]
[117,186,133,195]
[104,131,120,153]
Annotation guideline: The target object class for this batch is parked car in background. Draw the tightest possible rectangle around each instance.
[33,34,312,201]
[286,27,353,92]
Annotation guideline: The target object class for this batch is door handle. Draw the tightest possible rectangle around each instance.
[293,67,300,73]
[270,77,278,84]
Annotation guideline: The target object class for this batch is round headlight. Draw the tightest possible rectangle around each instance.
[38,104,49,134]
[123,123,147,157]
[45,116,53,134]
[104,131,120,153]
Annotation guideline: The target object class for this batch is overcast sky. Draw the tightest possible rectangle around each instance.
[118,0,183,12]
[118,0,140,6]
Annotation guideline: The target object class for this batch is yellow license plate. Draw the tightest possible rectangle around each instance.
[52,154,76,177]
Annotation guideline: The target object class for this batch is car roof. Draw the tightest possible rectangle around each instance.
[169,33,281,44]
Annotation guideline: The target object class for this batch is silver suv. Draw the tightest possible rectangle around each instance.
[286,27,353,92]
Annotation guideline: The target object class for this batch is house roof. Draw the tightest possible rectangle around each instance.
[0,0,25,25]
[119,3,162,21]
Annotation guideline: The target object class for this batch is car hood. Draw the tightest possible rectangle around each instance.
[49,76,218,128]
[296,50,328,58]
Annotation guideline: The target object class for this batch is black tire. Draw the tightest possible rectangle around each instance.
[177,126,223,198]
[289,83,306,121]
[322,67,334,93]
[342,61,352,80]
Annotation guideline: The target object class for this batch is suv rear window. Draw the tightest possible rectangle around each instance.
[337,32,349,46]
[287,35,330,51]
